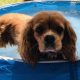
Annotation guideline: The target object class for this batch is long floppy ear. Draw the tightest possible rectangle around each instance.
[62,20,77,62]
[19,21,39,65]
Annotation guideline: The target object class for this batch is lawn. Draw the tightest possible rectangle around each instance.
[0,0,23,6]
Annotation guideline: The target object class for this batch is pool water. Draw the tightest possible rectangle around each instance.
[0,1,80,59]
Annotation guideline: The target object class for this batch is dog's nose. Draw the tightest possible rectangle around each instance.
[44,35,55,47]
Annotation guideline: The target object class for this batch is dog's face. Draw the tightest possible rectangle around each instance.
[31,12,66,53]
[0,12,76,64]
[21,11,76,64]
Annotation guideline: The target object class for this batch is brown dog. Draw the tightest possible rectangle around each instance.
[0,12,77,64]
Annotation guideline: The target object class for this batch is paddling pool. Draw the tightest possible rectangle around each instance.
[0,1,80,80]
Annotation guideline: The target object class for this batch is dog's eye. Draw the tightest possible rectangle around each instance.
[56,27,64,34]
[35,26,44,35]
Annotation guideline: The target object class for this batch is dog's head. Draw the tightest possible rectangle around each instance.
[32,12,65,53]
[21,11,76,64]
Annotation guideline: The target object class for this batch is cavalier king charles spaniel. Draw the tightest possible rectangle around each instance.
[0,12,77,64]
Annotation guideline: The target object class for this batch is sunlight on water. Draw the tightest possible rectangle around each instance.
[0,45,21,59]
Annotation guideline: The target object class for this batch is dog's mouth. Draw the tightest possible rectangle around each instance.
[40,48,58,59]
[39,47,63,60]
[40,48,57,54]
[44,49,56,53]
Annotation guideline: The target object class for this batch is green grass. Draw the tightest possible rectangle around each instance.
[0,0,23,6]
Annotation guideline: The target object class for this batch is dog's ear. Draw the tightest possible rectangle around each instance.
[19,20,38,65]
[62,20,77,62]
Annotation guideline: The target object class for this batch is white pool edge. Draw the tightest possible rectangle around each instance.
[0,56,79,64]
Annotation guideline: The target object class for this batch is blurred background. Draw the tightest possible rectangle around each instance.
[0,0,80,6]
[0,0,32,6]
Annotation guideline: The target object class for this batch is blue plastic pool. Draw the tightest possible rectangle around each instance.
[0,1,80,80]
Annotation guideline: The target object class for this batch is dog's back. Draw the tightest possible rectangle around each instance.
[0,13,32,47]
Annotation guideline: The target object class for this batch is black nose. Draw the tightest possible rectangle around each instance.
[44,35,55,47]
